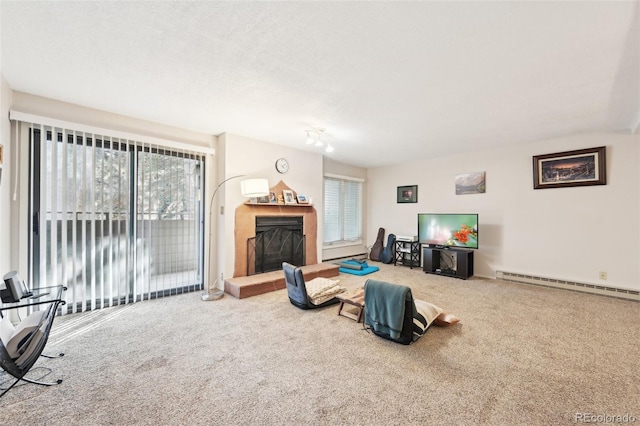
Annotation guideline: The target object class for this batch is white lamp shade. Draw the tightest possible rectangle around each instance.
[240,179,270,197]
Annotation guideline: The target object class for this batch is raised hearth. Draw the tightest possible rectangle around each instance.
[225,263,340,299]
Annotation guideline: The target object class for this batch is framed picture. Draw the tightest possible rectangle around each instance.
[296,194,309,204]
[533,146,606,189]
[456,171,486,195]
[282,189,297,205]
[397,185,418,203]
[257,195,269,203]
[269,191,277,203]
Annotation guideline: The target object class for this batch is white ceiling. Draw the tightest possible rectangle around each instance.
[2,1,639,168]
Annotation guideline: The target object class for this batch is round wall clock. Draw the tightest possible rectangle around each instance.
[275,158,289,174]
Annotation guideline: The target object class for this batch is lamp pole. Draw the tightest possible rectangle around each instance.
[201,174,245,301]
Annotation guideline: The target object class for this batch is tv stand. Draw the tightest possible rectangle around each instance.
[423,246,474,280]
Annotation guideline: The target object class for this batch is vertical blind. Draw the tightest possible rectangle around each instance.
[24,123,205,314]
[323,176,363,246]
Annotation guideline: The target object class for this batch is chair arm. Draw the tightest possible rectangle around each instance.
[0,285,67,313]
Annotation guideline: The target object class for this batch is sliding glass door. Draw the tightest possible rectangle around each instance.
[29,126,204,313]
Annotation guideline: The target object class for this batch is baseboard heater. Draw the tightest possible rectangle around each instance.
[496,271,639,302]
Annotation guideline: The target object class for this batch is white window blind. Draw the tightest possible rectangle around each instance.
[323,176,363,246]
[21,122,205,314]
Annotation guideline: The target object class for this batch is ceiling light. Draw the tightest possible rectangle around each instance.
[304,127,335,153]
[305,131,315,145]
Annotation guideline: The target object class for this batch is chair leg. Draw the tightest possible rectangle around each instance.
[41,352,65,359]
[0,378,21,398]
[20,376,63,387]
[0,372,63,398]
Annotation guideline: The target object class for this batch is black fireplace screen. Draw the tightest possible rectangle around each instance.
[247,216,305,275]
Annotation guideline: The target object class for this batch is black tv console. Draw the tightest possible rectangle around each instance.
[423,246,474,280]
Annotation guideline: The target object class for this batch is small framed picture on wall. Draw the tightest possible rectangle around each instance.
[397,185,418,203]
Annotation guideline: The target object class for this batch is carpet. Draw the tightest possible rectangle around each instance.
[1,263,638,425]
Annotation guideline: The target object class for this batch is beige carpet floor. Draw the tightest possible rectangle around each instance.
[1,263,638,425]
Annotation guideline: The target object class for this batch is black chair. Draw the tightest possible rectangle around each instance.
[282,262,341,310]
[0,284,66,397]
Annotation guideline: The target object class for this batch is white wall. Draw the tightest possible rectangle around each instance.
[11,92,214,149]
[220,133,323,279]
[367,133,640,291]
[0,74,13,275]
[5,90,637,292]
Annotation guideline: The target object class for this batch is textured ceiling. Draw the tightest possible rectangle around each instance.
[2,1,639,168]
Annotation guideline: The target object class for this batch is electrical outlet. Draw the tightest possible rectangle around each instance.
[599,271,607,280]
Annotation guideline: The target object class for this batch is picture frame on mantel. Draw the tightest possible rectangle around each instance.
[397,185,418,203]
[283,189,297,205]
[533,146,606,189]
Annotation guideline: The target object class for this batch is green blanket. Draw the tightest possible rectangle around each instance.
[363,279,412,340]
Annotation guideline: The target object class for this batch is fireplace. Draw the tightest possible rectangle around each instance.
[247,216,305,275]
[233,181,318,278]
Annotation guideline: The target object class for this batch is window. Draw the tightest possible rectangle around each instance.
[28,125,204,313]
[323,175,363,246]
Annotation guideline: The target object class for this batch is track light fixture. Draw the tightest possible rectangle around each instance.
[304,128,335,153]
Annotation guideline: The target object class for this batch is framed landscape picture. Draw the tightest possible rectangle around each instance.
[533,146,606,189]
[455,171,486,195]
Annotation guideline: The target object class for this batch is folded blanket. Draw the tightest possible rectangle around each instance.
[305,277,345,305]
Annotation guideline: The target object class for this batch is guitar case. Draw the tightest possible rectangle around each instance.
[380,234,396,264]
[369,228,385,261]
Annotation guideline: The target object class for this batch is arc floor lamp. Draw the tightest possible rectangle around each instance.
[202,175,270,301]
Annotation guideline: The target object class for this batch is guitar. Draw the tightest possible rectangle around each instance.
[380,234,396,264]
[369,228,385,261]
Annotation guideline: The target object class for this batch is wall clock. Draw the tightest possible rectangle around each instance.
[275,158,289,174]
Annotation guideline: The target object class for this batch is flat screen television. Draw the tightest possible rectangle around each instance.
[418,213,478,249]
